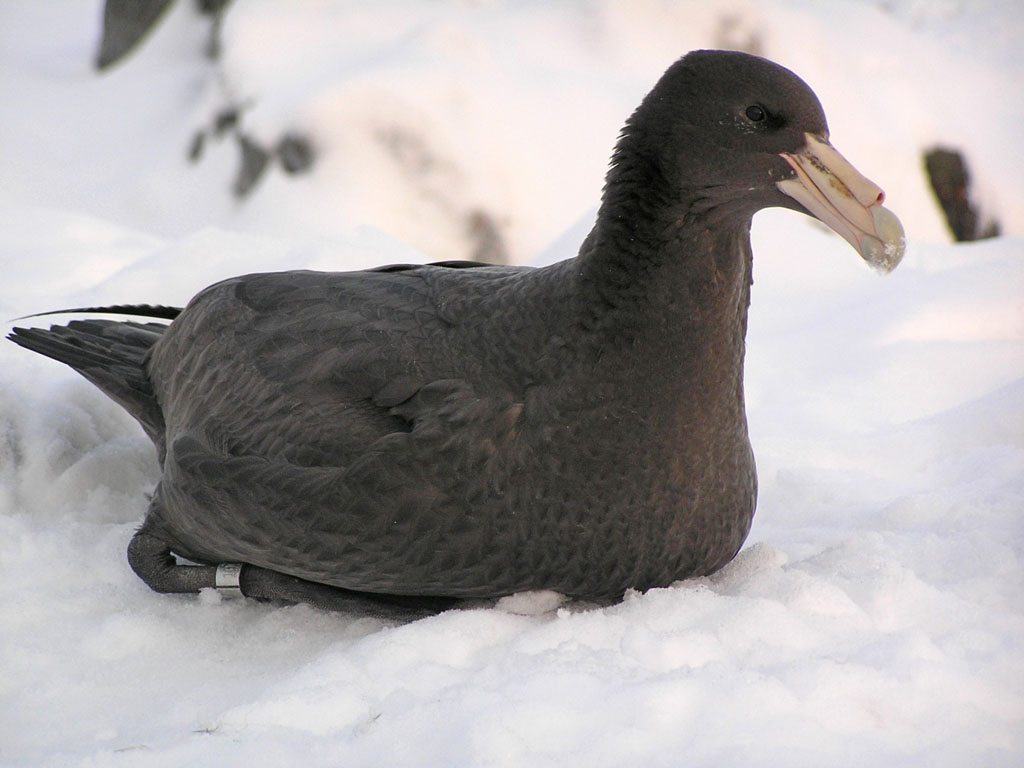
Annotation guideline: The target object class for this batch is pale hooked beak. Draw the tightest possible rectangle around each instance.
[778,133,905,273]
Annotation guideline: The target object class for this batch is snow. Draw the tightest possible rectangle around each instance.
[1,1,1022,766]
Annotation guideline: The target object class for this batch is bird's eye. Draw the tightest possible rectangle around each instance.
[745,105,766,122]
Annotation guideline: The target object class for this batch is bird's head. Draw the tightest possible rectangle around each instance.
[613,49,905,273]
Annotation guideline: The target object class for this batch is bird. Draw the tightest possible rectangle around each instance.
[9,50,904,617]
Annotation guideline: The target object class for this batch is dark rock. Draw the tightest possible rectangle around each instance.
[924,147,1000,241]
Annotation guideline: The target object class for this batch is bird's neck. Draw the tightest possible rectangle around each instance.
[563,195,754,452]
[573,189,755,366]
[576,124,754,330]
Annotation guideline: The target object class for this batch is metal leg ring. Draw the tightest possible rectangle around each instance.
[215,562,244,597]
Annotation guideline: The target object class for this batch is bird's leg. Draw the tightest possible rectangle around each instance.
[239,564,462,618]
[127,530,460,619]
[126,531,221,593]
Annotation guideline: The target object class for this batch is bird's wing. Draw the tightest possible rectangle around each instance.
[149,264,533,469]
[145,264,542,591]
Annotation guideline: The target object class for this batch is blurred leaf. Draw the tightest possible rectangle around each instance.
[195,0,231,14]
[277,133,316,175]
[187,130,205,163]
[96,0,176,71]
[213,107,240,137]
[233,134,271,198]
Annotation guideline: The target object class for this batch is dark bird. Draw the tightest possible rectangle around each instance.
[9,50,905,616]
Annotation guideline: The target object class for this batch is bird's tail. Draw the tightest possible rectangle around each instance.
[7,313,173,452]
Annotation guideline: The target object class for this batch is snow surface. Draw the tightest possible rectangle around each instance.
[1,1,1023,766]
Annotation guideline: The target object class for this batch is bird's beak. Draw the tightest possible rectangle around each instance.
[778,133,905,273]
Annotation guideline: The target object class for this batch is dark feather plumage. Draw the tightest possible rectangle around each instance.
[9,51,893,606]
